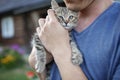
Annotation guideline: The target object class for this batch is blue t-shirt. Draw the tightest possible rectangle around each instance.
[50,2,120,80]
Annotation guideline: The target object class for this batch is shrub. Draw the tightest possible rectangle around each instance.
[0,45,25,69]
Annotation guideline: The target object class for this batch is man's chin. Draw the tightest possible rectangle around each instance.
[67,7,81,12]
[66,5,81,12]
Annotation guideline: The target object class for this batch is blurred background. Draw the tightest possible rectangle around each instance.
[0,0,120,80]
[0,0,63,80]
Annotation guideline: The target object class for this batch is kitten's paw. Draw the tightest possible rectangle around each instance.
[35,62,45,73]
[72,54,83,65]
[35,63,39,70]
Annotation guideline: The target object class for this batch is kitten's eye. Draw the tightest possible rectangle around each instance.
[69,15,74,19]
[58,16,64,20]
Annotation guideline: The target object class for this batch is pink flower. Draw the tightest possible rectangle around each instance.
[26,71,35,79]
[10,44,25,54]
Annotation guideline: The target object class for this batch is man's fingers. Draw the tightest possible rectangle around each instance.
[45,15,49,22]
[36,27,44,38]
[38,18,45,31]
[47,9,57,21]
[38,18,45,29]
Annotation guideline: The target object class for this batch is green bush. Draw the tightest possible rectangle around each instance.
[0,46,25,69]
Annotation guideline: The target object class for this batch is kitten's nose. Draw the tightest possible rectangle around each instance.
[65,20,69,25]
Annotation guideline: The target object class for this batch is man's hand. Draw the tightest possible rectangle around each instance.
[37,9,71,59]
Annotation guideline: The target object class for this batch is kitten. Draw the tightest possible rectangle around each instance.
[32,0,83,73]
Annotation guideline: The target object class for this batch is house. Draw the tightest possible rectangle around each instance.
[0,0,63,52]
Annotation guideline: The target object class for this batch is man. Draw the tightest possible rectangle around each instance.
[29,0,120,80]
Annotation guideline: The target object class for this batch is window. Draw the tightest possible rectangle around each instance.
[1,16,15,39]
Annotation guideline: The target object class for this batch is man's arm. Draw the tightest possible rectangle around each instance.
[52,44,87,80]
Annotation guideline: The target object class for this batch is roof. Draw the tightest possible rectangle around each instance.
[0,0,63,14]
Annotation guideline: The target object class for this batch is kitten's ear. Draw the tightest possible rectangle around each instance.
[51,0,59,10]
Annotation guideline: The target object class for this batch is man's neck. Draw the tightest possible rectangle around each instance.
[75,0,113,32]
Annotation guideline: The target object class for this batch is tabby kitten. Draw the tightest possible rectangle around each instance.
[32,0,83,73]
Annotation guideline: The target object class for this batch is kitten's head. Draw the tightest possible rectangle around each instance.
[51,0,79,30]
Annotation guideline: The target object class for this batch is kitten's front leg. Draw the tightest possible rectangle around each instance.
[35,45,46,73]
[37,69,47,80]
[29,46,47,80]
[32,33,47,73]
[70,38,83,65]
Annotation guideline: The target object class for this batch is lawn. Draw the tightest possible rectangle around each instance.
[0,46,39,80]
[0,66,29,80]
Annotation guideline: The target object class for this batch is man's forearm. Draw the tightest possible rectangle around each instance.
[53,47,88,80]
[56,60,87,80]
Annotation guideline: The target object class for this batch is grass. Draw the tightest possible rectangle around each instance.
[0,66,29,80]
[0,54,39,80]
